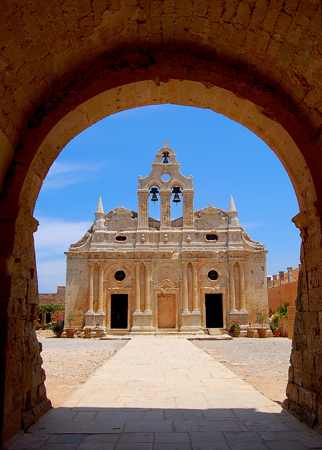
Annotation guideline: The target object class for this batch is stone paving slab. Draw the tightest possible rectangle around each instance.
[4,336,322,450]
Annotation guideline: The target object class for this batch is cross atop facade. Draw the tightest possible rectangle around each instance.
[163,140,169,147]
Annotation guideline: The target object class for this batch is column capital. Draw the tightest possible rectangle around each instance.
[145,262,151,269]
[229,261,236,268]
[97,262,105,269]
[134,261,142,268]
[182,261,189,267]
[88,262,96,269]
[238,260,245,268]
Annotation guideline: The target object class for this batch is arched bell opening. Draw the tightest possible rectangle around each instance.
[149,185,160,228]
[171,185,183,225]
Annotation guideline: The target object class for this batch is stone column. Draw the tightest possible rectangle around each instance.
[192,262,199,312]
[229,262,237,312]
[183,190,194,228]
[160,190,172,229]
[97,263,104,313]
[145,262,151,312]
[287,267,293,282]
[273,274,278,287]
[84,263,96,327]
[267,276,272,289]
[134,262,141,312]
[239,261,247,311]
[138,190,149,229]
[279,271,285,285]
[182,261,189,312]
[88,263,95,312]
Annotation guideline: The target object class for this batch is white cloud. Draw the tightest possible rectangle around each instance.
[35,218,92,293]
[36,259,67,294]
[43,161,106,189]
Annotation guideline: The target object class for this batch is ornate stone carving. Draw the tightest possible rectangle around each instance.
[154,278,178,289]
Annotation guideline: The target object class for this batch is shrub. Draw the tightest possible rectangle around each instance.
[227,321,241,332]
[52,318,64,333]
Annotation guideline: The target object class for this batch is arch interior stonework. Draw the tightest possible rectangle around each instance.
[1,0,322,442]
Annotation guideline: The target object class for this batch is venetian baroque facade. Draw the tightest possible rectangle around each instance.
[65,143,268,334]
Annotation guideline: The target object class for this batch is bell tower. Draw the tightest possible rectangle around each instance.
[137,142,194,230]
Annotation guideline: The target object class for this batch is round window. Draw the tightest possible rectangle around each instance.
[208,270,218,281]
[161,173,171,181]
[115,270,126,281]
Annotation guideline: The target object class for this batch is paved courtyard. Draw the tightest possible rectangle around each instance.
[5,336,322,450]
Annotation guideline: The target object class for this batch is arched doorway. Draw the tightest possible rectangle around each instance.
[0,0,322,442]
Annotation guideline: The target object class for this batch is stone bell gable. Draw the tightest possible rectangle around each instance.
[65,143,268,334]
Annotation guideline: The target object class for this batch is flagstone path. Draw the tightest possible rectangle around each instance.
[5,336,322,450]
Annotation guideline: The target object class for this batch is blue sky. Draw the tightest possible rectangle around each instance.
[34,104,301,293]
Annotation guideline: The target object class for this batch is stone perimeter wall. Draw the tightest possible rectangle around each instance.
[38,286,66,306]
[0,0,322,443]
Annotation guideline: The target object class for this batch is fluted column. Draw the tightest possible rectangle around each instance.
[239,261,246,311]
[229,262,236,312]
[192,262,199,312]
[88,263,95,312]
[145,262,151,312]
[134,262,141,312]
[182,261,189,312]
[97,263,104,313]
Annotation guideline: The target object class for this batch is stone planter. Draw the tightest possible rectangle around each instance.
[257,328,267,338]
[65,328,75,338]
[273,329,281,337]
[247,329,255,338]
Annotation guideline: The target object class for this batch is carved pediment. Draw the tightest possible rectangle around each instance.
[195,205,228,230]
[154,278,178,289]
[105,206,138,231]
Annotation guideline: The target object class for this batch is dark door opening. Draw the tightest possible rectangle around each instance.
[111,294,128,329]
[205,293,223,328]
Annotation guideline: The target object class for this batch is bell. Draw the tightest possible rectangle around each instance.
[173,193,181,203]
[162,151,169,164]
[150,187,159,202]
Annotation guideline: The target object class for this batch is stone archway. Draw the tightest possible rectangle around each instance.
[1,0,322,443]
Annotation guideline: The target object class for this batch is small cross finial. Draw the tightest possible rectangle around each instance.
[163,140,169,147]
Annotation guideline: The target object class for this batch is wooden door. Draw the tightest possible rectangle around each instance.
[158,293,176,328]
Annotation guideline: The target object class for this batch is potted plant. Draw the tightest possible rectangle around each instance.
[83,327,92,338]
[271,324,281,336]
[65,315,75,338]
[227,320,241,337]
[247,323,255,338]
[52,317,64,337]
[257,314,267,338]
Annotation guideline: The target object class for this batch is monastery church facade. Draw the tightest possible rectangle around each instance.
[65,144,268,334]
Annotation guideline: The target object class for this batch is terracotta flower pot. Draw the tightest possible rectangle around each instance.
[84,331,92,338]
[233,330,240,337]
[55,331,62,338]
[257,328,267,338]
[65,328,75,338]
[96,330,104,338]
[273,329,281,337]
[247,329,255,338]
